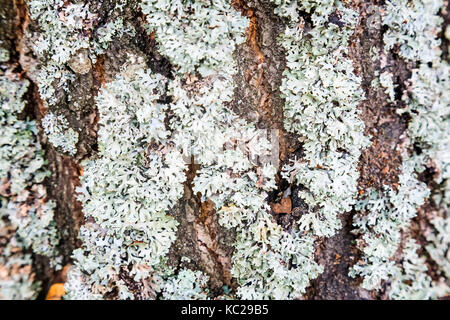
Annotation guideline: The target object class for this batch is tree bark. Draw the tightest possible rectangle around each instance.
[1,0,448,300]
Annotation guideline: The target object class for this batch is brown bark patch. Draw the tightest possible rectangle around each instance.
[167,164,237,297]
[306,212,373,300]
[270,196,292,214]
[232,0,300,169]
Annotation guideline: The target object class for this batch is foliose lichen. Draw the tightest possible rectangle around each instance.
[161,269,209,300]
[0,70,60,299]
[64,68,186,299]
[350,0,449,299]
[271,0,370,238]
[145,0,323,299]
[27,0,136,155]
[42,113,79,156]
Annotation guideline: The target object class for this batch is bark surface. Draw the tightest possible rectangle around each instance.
[1,0,448,300]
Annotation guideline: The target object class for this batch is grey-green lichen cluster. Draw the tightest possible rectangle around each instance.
[0,68,60,299]
[141,0,248,77]
[350,0,450,299]
[28,0,134,74]
[426,216,450,279]
[272,0,370,237]
[379,71,396,102]
[65,67,187,299]
[267,0,369,293]
[349,160,432,293]
[161,268,209,300]
[27,0,135,155]
[41,113,79,156]
[63,0,324,299]
[144,0,322,299]
[0,48,10,63]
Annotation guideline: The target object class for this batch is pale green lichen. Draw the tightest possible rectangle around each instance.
[350,0,449,299]
[0,227,39,300]
[269,3,369,294]
[264,0,372,296]
[383,0,443,63]
[350,158,430,290]
[0,72,60,299]
[28,0,92,64]
[141,0,248,77]
[28,0,134,65]
[53,0,449,300]
[379,71,396,102]
[426,216,450,279]
[63,266,103,300]
[401,61,450,176]
[42,113,79,156]
[35,61,75,106]
[27,0,135,106]
[0,47,9,63]
[65,68,186,299]
[161,269,209,300]
[92,19,135,57]
[446,25,450,60]
[388,239,437,300]
[140,0,323,299]
[272,0,370,238]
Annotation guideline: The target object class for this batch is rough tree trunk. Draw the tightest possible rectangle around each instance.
[0,0,448,300]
